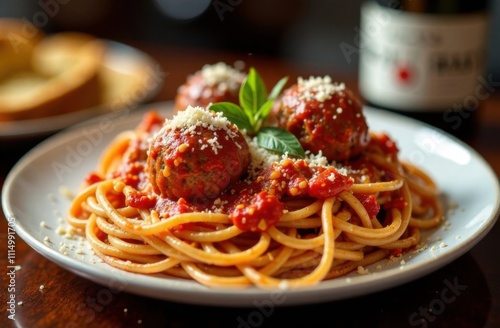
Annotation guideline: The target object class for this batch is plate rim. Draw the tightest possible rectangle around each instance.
[2,103,499,306]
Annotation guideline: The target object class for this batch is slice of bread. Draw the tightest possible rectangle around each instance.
[0,28,105,121]
[0,19,43,80]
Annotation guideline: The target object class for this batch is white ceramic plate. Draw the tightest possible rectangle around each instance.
[3,102,499,307]
[0,41,163,139]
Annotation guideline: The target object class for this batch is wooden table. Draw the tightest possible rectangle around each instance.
[1,43,499,328]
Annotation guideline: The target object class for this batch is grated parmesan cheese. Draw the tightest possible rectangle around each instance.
[357,266,370,275]
[297,76,345,102]
[166,106,234,132]
[58,186,74,199]
[245,136,354,181]
[246,137,281,179]
[278,280,290,290]
[201,62,245,92]
[59,244,67,253]
[153,106,244,156]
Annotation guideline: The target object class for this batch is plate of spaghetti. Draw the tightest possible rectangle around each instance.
[3,66,499,306]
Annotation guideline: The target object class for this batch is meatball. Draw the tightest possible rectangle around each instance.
[147,106,250,201]
[174,62,245,112]
[274,76,369,161]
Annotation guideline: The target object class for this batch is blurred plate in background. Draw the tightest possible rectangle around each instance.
[0,40,163,140]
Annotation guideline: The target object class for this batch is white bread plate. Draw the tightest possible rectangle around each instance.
[0,22,162,139]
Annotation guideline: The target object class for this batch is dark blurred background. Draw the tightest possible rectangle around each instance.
[1,0,499,79]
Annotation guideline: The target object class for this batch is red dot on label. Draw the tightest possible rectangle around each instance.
[398,67,410,82]
[395,63,416,86]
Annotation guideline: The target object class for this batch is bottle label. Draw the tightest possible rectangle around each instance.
[359,2,489,111]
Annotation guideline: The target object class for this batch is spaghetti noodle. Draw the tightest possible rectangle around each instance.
[67,79,442,289]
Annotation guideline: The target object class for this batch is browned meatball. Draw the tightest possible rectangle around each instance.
[274,76,370,161]
[174,62,245,112]
[147,106,250,201]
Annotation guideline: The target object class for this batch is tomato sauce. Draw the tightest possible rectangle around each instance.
[84,172,103,185]
[125,190,156,209]
[113,150,356,232]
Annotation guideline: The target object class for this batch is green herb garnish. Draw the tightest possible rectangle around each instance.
[210,68,305,158]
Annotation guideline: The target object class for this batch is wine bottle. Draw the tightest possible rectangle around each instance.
[358,0,490,139]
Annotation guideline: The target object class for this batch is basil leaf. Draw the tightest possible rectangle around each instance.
[251,68,268,109]
[239,74,256,123]
[239,68,267,118]
[268,76,289,100]
[210,102,253,132]
[254,98,274,126]
[257,127,305,158]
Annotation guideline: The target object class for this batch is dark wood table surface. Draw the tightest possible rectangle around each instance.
[1,42,499,328]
